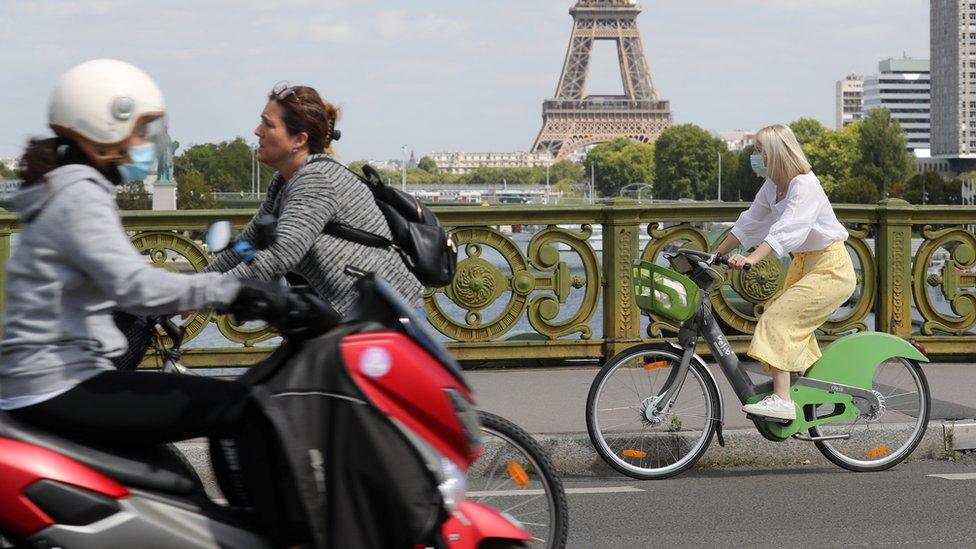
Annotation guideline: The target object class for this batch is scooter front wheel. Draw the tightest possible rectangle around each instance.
[468,411,569,549]
[809,357,930,472]
[586,344,719,480]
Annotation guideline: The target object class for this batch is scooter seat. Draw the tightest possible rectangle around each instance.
[0,411,202,495]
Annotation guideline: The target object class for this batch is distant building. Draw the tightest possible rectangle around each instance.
[835,74,864,128]
[715,130,756,152]
[431,151,554,175]
[963,178,976,206]
[863,58,930,152]
[931,0,976,173]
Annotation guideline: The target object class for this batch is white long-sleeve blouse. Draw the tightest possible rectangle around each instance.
[729,172,848,258]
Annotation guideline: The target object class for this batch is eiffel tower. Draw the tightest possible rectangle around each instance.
[532,0,671,159]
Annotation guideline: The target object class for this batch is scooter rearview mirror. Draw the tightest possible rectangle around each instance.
[205,220,232,253]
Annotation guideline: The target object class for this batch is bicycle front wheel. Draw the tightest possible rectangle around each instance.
[467,411,569,549]
[586,344,719,480]
[810,357,930,472]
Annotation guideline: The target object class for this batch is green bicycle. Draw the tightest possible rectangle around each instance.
[586,248,931,479]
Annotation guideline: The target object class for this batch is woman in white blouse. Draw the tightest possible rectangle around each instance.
[714,124,856,421]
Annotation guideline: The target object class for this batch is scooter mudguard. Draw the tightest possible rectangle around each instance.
[805,331,928,387]
[751,332,928,440]
[440,501,532,548]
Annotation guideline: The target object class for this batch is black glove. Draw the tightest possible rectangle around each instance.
[223,279,290,323]
[275,286,343,340]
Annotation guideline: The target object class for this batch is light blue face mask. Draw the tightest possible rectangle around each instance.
[749,153,767,178]
[117,143,156,183]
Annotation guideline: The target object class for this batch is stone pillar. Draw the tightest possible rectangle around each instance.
[602,199,641,358]
[152,179,177,211]
[876,198,913,337]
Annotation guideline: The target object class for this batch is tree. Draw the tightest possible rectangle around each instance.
[725,145,765,201]
[177,171,217,209]
[0,163,16,179]
[653,124,725,200]
[417,156,439,174]
[803,123,860,196]
[582,138,655,197]
[548,159,585,188]
[175,137,271,193]
[789,118,827,147]
[901,172,961,205]
[830,176,880,204]
[115,180,151,210]
[852,108,915,195]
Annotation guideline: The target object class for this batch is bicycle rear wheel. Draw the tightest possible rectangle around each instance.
[468,411,569,549]
[586,344,719,480]
[809,357,930,472]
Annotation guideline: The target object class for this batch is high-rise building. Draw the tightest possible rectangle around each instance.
[931,1,976,171]
[863,58,930,152]
[835,74,864,128]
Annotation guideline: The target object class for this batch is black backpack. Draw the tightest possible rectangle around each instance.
[311,157,457,287]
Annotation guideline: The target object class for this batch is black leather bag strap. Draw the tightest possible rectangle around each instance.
[302,156,399,248]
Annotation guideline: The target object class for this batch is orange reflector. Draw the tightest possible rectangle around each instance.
[507,462,529,486]
[866,446,891,459]
[622,449,647,459]
[644,360,668,371]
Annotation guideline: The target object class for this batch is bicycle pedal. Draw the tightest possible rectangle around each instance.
[746,413,793,426]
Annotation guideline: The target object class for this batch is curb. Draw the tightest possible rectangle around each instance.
[177,421,952,496]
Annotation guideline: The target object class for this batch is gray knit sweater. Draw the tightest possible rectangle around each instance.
[206,154,424,314]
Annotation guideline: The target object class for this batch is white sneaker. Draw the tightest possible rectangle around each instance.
[742,394,796,421]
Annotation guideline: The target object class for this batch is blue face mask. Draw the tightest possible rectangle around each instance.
[750,153,767,178]
[117,143,156,183]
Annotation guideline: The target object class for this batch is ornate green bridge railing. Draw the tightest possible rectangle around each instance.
[0,199,971,369]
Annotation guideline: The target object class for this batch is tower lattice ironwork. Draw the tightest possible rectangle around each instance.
[532,0,671,159]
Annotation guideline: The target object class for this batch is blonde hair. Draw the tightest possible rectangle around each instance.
[755,124,811,183]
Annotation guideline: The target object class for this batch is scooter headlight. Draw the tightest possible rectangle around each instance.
[437,456,467,514]
[445,388,482,455]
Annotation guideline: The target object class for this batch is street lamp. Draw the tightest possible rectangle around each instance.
[401,144,408,192]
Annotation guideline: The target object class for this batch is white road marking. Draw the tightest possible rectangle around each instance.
[927,473,976,480]
[469,486,644,497]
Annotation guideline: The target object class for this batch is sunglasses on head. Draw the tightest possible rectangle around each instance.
[271,81,298,101]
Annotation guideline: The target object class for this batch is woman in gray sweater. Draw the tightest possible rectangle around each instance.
[206,82,424,314]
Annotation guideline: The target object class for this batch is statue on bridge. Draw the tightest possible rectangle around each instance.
[156,124,178,183]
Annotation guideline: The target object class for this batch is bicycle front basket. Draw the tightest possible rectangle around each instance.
[633,260,700,322]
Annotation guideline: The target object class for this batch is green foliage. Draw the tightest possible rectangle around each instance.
[726,145,765,201]
[583,138,654,196]
[177,171,217,209]
[829,176,880,204]
[900,172,962,205]
[548,159,585,195]
[852,109,915,195]
[0,163,16,179]
[417,156,439,174]
[175,137,271,193]
[653,124,725,200]
[583,138,655,197]
[115,180,152,210]
[789,118,827,147]
[803,123,860,195]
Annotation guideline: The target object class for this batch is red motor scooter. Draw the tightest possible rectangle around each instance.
[0,220,531,548]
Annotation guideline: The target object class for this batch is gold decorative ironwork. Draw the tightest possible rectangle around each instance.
[425,225,599,341]
[129,231,214,343]
[525,225,600,339]
[912,226,976,335]
[129,230,277,347]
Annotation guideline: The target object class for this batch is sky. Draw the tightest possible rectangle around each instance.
[0,0,929,162]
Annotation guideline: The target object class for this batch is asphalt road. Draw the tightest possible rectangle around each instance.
[560,460,976,548]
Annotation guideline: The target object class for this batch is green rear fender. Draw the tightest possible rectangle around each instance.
[805,331,928,389]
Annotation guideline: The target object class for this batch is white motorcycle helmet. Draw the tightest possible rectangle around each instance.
[48,59,166,165]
